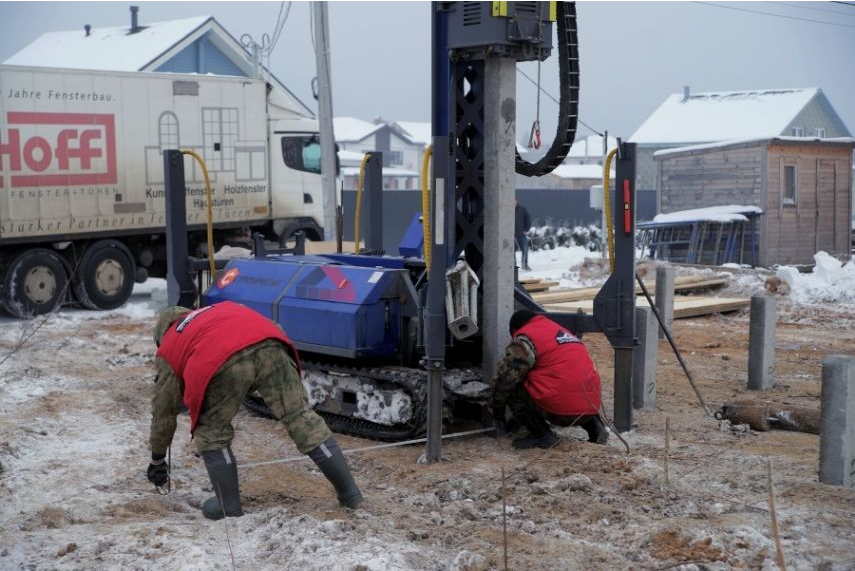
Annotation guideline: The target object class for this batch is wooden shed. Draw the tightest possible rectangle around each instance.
[654,137,854,266]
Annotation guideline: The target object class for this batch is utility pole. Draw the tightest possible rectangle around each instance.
[313,1,337,242]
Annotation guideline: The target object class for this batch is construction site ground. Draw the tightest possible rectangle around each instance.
[1,267,854,570]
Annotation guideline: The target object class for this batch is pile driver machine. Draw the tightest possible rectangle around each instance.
[163,2,638,461]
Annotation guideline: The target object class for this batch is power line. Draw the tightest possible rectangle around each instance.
[694,1,855,29]
[831,1,855,7]
[516,67,603,136]
[265,1,293,56]
[768,0,855,16]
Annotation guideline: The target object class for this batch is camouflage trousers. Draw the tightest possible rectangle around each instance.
[506,382,597,428]
[194,340,331,454]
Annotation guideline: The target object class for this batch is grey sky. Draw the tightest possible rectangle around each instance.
[1,1,854,142]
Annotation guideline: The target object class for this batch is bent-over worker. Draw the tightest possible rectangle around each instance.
[146,301,363,519]
[491,309,608,449]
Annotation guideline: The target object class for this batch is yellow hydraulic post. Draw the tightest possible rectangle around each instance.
[181,150,215,276]
[420,145,433,268]
[603,148,618,273]
[353,153,372,254]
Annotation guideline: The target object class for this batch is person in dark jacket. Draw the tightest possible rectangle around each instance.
[490,309,609,449]
[514,198,532,271]
[147,302,363,520]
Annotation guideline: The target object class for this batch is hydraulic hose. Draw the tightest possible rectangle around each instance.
[353,153,371,254]
[514,1,579,177]
[603,148,618,273]
[420,145,433,268]
[181,150,215,276]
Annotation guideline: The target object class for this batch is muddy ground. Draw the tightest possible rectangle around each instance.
[0,270,854,570]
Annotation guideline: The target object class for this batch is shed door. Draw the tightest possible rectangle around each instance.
[816,160,837,254]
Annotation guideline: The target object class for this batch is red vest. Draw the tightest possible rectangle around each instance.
[156,301,300,433]
[515,315,601,416]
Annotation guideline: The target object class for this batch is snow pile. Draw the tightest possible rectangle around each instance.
[776,251,855,304]
[518,244,596,288]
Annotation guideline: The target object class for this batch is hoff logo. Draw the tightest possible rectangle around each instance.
[0,112,117,189]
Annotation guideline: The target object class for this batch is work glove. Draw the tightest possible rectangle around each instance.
[147,461,169,487]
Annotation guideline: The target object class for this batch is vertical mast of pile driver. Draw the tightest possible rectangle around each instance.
[424,2,559,462]
[425,3,638,460]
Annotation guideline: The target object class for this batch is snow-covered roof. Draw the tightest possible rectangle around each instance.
[340,166,419,177]
[395,121,431,146]
[651,205,764,224]
[654,137,855,158]
[3,14,314,118]
[566,135,619,158]
[550,164,614,180]
[630,88,820,144]
[334,117,384,142]
[337,149,366,166]
[4,16,211,71]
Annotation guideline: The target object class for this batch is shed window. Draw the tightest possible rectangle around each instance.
[815,128,826,138]
[782,164,797,206]
[791,127,804,137]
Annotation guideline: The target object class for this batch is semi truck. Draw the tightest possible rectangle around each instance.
[0,64,326,317]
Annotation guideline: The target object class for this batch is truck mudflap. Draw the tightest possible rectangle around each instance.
[243,362,490,441]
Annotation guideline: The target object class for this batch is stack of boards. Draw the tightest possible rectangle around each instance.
[520,274,749,319]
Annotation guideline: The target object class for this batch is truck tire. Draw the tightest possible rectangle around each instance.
[73,240,135,311]
[2,249,69,318]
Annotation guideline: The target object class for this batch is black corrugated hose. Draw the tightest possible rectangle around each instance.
[515,1,579,177]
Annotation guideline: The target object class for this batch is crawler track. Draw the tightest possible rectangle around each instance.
[244,362,488,441]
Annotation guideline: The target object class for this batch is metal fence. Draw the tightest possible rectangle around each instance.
[340,188,657,254]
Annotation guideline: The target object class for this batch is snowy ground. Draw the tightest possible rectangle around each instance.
[1,248,854,570]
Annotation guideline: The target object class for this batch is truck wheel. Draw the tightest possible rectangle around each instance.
[2,249,69,318]
[73,240,135,310]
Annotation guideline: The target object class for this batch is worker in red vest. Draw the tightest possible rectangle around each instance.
[490,309,609,449]
[146,302,362,519]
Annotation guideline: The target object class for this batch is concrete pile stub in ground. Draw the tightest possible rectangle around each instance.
[632,306,658,409]
[654,266,675,340]
[747,293,776,390]
[819,354,855,488]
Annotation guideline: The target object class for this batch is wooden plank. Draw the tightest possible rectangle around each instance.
[303,241,359,254]
[542,296,749,319]
[530,275,728,304]
[523,280,560,293]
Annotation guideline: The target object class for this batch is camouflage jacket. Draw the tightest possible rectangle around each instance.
[489,335,537,418]
[149,356,185,457]
[149,340,281,455]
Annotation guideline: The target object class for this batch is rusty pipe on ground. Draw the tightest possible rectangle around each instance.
[715,400,820,434]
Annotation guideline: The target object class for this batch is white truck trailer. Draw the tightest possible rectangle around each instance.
[0,65,327,317]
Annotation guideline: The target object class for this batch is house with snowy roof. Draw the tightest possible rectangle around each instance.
[334,117,427,172]
[3,5,312,117]
[629,87,851,194]
[562,134,619,166]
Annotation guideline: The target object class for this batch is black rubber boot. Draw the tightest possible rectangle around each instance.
[512,411,559,450]
[582,415,609,444]
[308,437,363,508]
[201,447,244,520]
